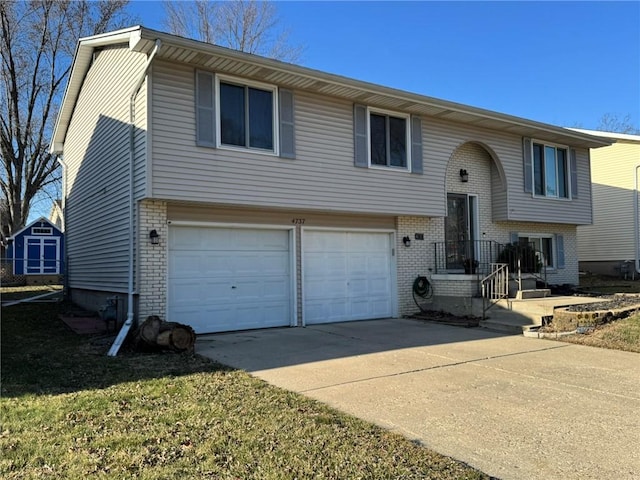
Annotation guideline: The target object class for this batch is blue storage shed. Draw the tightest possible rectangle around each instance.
[7,217,65,275]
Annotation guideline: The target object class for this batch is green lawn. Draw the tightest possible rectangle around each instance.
[1,302,487,479]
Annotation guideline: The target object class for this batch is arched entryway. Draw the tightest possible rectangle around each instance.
[442,142,506,272]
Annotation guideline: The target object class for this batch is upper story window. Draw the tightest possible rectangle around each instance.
[31,227,53,235]
[196,70,295,158]
[353,105,423,174]
[218,79,276,152]
[369,110,409,168]
[523,137,577,199]
[533,142,568,198]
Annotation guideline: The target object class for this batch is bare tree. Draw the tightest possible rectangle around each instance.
[0,0,130,237]
[596,113,640,134]
[162,0,303,62]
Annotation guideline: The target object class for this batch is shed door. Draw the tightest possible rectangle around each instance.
[168,226,293,334]
[24,237,60,274]
[303,230,394,325]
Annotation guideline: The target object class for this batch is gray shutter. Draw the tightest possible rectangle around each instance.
[410,115,423,174]
[279,88,295,159]
[523,137,532,193]
[195,71,216,147]
[353,104,368,168]
[570,149,578,198]
[510,232,519,245]
[556,234,565,269]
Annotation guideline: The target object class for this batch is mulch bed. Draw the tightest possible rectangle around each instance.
[411,310,481,328]
[564,294,640,312]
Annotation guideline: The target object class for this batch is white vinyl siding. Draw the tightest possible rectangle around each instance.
[150,60,592,225]
[63,45,148,291]
[152,61,435,216]
[578,140,639,262]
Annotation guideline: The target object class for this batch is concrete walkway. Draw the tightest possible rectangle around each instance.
[197,319,640,480]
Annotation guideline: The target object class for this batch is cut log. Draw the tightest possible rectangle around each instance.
[138,315,161,345]
[168,325,196,351]
[134,316,196,352]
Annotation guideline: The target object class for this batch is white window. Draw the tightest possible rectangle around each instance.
[532,141,570,198]
[368,108,410,169]
[216,76,278,153]
[32,227,53,235]
[518,234,555,269]
[195,71,295,158]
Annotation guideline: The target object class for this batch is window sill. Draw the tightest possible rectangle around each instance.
[218,144,278,157]
[367,165,411,173]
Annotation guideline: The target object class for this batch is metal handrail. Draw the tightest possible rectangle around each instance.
[481,263,509,319]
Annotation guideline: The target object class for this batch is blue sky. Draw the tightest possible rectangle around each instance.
[128,0,640,130]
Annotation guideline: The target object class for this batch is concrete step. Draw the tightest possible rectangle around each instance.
[515,289,551,300]
[480,306,542,334]
[480,295,606,335]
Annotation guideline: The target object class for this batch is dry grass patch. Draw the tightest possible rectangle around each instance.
[551,312,640,353]
[1,284,63,302]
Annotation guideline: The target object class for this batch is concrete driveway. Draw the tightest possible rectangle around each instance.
[196,318,640,480]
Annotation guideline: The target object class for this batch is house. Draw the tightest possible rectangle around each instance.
[50,26,611,334]
[49,199,63,230]
[573,129,640,278]
[6,217,65,282]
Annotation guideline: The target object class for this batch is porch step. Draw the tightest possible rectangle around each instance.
[478,295,606,335]
[515,288,551,300]
[479,306,542,334]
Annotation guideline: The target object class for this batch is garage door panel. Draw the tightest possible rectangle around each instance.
[305,231,347,252]
[234,252,289,276]
[305,299,349,324]
[304,278,348,300]
[168,226,292,333]
[233,277,289,301]
[305,253,347,275]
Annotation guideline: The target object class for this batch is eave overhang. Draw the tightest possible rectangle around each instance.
[50,26,613,154]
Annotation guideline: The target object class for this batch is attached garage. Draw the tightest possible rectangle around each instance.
[303,230,395,325]
[168,225,294,334]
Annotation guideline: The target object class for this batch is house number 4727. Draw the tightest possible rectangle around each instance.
[291,218,305,225]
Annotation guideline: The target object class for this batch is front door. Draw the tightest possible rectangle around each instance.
[445,194,476,270]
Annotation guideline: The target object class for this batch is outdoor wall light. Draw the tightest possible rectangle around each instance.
[149,229,159,245]
[402,236,411,247]
[459,169,469,182]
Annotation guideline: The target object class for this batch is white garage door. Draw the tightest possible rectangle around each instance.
[304,230,394,325]
[168,226,292,334]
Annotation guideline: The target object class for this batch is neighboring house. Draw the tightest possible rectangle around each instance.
[49,199,64,230]
[6,217,65,276]
[574,129,640,277]
[50,26,611,333]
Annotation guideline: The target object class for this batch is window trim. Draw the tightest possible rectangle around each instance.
[215,74,280,156]
[367,107,411,172]
[530,139,571,200]
[517,232,556,270]
[31,227,53,235]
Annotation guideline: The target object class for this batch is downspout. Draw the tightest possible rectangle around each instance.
[108,39,161,357]
[633,165,640,273]
[56,156,68,300]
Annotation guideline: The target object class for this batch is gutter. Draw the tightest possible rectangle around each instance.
[108,39,162,357]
